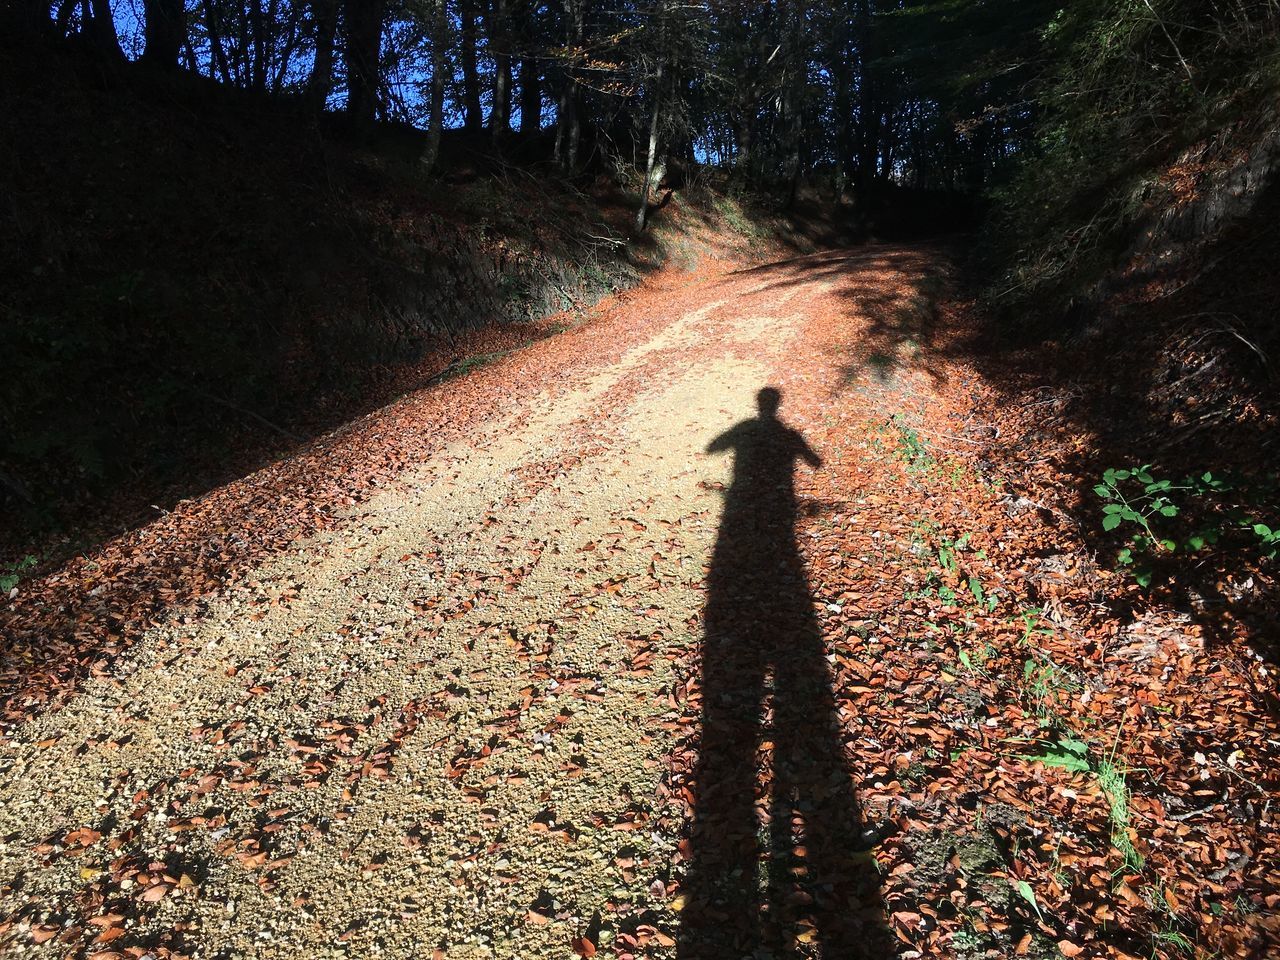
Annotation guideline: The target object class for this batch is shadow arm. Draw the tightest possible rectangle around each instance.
[799,435,823,469]
[706,426,739,454]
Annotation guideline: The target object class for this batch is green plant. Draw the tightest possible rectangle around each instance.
[1,555,38,594]
[967,574,999,614]
[1048,837,1071,890]
[1146,883,1196,958]
[438,345,531,383]
[711,194,766,240]
[951,927,982,951]
[1096,465,1194,586]
[1097,753,1143,874]
[936,533,967,575]
[957,643,996,676]
[1028,720,1142,872]
[891,415,934,472]
[906,524,1003,617]
[1012,878,1044,922]
[1095,464,1277,586]
[1022,656,1079,725]
[1149,929,1195,959]
[1034,735,1091,773]
[1017,607,1053,646]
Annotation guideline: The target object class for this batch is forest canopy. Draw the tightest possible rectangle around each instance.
[13,2,1277,235]
[11,0,1072,195]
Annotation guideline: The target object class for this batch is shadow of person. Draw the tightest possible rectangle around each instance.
[679,387,889,960]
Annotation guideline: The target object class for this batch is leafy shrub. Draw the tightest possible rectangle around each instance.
[1094,464,1277,586]
[1,555,38,595]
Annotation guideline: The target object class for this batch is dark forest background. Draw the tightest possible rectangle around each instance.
[11,0,1275,263]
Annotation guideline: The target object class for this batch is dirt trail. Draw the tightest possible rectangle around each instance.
[1,247,935,959]
[6,247,1275,959]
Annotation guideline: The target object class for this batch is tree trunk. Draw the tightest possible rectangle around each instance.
[307,0,338,111]
[7,0,53,37]
[733,112,753,182]
[784,102,803,210]
[855,0,879,189]
[344,0,386,127]
[829,7,855,195]
[459,0,483,132]
[554,0,584,170]
[636,61,664,231]
[82,0,124,59]
[566,93,582,169]
[489,0,513,142]
[56,0,80,36]
[142,0,186,70]
[520,55,541,133]
[878,104,893,180]
[783,5,807,209]
[553,80,570,163]
[270,1,304,94]
[422,0,448,172]
[250,0,268,91]
[204,0,233,83]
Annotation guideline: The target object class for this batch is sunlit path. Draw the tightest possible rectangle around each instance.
[2,250,936,959]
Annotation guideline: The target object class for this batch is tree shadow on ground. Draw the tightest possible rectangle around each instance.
[679,387,891,960]
[734,247,953,389]
[735,239,1278,665]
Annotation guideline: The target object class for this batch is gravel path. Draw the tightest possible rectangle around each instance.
[1,249,940,960]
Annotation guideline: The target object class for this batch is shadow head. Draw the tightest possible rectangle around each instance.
[757,387,782,418]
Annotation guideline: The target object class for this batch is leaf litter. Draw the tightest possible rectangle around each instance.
[1,248,1276,959]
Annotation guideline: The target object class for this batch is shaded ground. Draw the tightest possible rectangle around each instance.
[1,248,1277,959]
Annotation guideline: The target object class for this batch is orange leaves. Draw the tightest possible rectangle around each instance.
[140,882,171,902]
[236,849,268,870]
[63,826,103,849]
[29,925,59,944]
